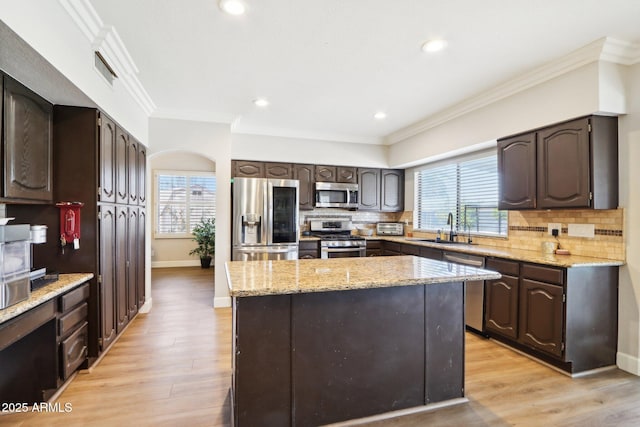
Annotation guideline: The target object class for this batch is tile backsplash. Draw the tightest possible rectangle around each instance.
[400,208,625,261]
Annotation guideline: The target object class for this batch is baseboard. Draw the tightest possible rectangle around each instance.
[151,260,203,268]
[214,296,232,308]
[139,297,153,313]
[617,351,640,375]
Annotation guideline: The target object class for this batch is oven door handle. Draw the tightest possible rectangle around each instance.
[324,247,364,253]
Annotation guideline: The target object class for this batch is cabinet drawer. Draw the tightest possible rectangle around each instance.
[59,283,90,312]
[59,302,88,338]
[401,244,420,256]
[486,258,520,276]
[383,241,401,253]
[299,241,319,251]
[419,247,442,261]
[521,264,564,285]
[60,322,88,380]
[366,240,382,250]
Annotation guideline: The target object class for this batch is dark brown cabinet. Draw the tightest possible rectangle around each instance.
[99,204,117,351]
[381,169,404,212]
[58,283,90,381]
[337,166,357,183]
[137,145,147,205]
[298,240,319,259]
[232,160,264,178]
[497,133,536,209]
[485,258,520,340]
[2,74,53,202]
[100,115,117,203]
[115,205,129,334]
[518,279,564,357]
[127,137,139,205]
[484,257,618,374]
[115,127,129,205]
[358,168,380,210]
[497,115,618,210]
[315,165,337,182]
[266,162,293,178]
[366,240,383,257]
[293,164,315,210]
[419,246,442,261]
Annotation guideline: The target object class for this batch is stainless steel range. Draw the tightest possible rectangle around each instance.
[309,218,366,259]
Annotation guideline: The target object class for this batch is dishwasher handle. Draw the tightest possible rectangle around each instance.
[443,252,485,268]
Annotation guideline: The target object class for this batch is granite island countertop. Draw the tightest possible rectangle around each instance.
[0,273,94,324]
[226,255,500,297]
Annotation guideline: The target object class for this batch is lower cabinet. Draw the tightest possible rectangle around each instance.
[299,240,319,259]
[366,240,383,257]
[484,258,618,374]
[58,283,90,381]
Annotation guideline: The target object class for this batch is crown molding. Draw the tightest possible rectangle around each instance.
[385,37,637,145]
[59,0,156,115]
[233,123,383,145]
[151,108,235,124]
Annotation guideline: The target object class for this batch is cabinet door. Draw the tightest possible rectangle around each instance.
[127,208,139,319]
[518,279,564,357]
[99,115,116,203]
[537,118,590,208]
[138,145,147,205]
[497,133,536,209]
[137,208,146,309]
[99,204,117,350]
[127,138,138,205]
[3,75,53,201]
[115,127,129,204]
[293,164,315,210]
[265,162,293,178]
[419,246,442,261]
[485,275,519,339]
[336,167,357,183]
[357,168,380,210]
[315,165,337,182]
[233,160,264,178]
[115,206,129,334]
[381,169,404,212]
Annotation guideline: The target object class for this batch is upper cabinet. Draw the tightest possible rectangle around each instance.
[336,167,357,183]
[233,160,264,178]
[265,162,293,179]
[498,115,618,210]
[381,169,404,212]
[357,168,380,210]
[314,165,337,182]
[2,74,53,202]
[293,164,315,211]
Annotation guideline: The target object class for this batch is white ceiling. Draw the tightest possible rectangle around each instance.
[87,0,640,144]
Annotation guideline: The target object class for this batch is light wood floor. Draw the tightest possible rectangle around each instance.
[3,267,640,426]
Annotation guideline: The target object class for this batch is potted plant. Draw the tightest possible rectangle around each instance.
[189,217,216,268]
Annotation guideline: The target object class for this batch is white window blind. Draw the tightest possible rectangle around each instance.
[414,151,507,237]
[155,171,216,237]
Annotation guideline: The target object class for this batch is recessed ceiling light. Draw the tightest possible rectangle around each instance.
[219,0,246,15]
[421,39,447,53]
[253,98,269,107]
[374,111,387,120]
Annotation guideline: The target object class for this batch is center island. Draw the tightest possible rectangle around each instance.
[225,255,500,427]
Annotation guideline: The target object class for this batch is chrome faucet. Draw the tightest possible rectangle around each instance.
[446,212,457,242]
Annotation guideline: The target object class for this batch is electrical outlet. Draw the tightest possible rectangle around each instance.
[548,223,561,235]
[568,223,595,238]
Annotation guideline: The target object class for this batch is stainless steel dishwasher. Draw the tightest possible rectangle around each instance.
[443,251,485,334]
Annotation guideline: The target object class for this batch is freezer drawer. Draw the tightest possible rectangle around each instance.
[232,245,299,261]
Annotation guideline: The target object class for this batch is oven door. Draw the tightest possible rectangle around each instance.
[321,245,366,259]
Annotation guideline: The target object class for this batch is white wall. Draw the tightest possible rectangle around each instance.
[232,133,388,167]
[0,1,149,143]
[150,152,216,267]
[617,64,640,374]
[149,118,232,307]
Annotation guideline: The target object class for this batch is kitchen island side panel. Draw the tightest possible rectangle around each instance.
[233,295,292,427]
[291,286,426,426]
[425,281,465,403]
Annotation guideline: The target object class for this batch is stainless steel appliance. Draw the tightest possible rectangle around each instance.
[232,177,299,261]
[376,222,404,236]
[0,224,31,309]
[443,251,485,333]
[310,218,366,259]
[314,182,358,209]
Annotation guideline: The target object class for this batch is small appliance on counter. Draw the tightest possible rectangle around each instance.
[376,222,404,236]
[28,224,58,291]
[0,224,31,309]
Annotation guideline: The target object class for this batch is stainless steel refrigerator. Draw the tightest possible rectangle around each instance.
[232,177,299,261]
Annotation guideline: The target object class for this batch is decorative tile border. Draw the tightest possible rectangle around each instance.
[509,225,622,237]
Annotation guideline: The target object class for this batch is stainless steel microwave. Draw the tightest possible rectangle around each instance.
[315,182,358,209]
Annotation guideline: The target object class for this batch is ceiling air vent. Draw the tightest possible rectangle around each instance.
[94,51,117,85]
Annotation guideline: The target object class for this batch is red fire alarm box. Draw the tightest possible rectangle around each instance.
[56,202,84,248]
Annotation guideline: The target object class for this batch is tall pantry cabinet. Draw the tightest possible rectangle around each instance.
[52,106,146,356]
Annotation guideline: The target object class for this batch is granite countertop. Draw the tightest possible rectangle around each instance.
[368,236,624,268]
[226,255,500,297]
[0,273,94,325]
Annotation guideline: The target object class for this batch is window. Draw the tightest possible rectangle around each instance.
[155,171,216,238]
[414,150,507,237]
